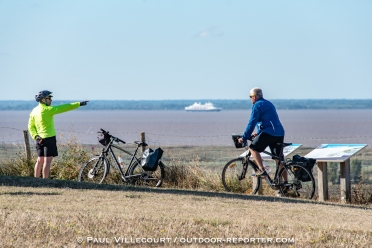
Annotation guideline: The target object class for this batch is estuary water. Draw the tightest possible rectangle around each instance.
[1,109,372,147]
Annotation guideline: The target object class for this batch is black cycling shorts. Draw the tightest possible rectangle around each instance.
[249,132,284,158]
[36,136,58,157]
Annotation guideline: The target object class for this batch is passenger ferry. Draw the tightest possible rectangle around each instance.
[185,102,222,112]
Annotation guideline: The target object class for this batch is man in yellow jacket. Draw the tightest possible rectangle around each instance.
[28,90,88,178]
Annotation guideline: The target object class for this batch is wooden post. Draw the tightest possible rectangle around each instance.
[140,132,146,152]
[340,159,351,203]
[317,162,329,201]
[23,130,31,162]
[254,177,263,195]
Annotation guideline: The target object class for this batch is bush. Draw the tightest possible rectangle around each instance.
[328,162,339,184]
[50,136,89,180]
[351,178,372,205]
[0,136,88,180]
[351,159,362,182]
[0,154,35,177]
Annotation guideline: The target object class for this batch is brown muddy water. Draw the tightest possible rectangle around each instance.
[1,109,372,148]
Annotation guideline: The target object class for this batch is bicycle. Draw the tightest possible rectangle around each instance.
[222,135,316,199]
[78,129,165,187]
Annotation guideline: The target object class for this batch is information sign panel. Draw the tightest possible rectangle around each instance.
[304,144,367,162]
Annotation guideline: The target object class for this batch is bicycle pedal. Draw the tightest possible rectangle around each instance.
[253,171,269,178]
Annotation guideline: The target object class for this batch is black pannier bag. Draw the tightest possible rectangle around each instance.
[141,147,164,171]
[98,132,111,146]
[292,154,316,182]
[232,134,247,149]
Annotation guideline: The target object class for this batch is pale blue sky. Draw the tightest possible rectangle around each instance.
[1,0,371,100]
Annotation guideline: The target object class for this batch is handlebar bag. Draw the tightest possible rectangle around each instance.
[141,147,163,171]
[97,132,111,146]
[232,134,247,149]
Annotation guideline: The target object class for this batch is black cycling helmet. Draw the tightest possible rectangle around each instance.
[35,90,53,102]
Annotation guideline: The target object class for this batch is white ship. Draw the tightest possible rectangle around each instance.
[185,102,222,112]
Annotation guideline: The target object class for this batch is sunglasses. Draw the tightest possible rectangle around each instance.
[249,95,255,98]
[45,97,52,100]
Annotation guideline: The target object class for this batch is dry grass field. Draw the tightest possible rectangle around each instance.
[1,176,371,247]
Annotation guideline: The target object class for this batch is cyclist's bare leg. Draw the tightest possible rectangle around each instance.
[42,157,53,179]
[34,156,53,178]
[250,149,265,171]
[34,156,44,178]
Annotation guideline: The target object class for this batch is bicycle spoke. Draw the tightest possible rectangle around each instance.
[279,164,315,199]
[78,157,107,184]
[222,158,259,194]
[128,161,164,187]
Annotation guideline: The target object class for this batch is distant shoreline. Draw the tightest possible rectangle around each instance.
[1,99,372,110]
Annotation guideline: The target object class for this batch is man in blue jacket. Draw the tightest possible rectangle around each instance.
[238,87,285,177]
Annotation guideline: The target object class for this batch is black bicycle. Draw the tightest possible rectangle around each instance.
[222,135,315,199]
[78,129,165,187]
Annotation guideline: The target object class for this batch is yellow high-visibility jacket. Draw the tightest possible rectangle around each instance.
[28,102,80,139]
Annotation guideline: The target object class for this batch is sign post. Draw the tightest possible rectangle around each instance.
[305,144,367,203]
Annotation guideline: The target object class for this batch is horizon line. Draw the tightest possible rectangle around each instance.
[2,98,372,101]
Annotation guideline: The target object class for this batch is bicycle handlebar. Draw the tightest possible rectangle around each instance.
[99,128,107,134]
[114,137,126,144]
[98,128,126,144]
[133,141,148,147]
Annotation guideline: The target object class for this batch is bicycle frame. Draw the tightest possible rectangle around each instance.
[222,135,315,199]
[243,145,290,190]
[79,128,165,187]
[98,137,143,182]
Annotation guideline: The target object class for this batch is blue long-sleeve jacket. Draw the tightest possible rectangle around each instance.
[241,98,284,141]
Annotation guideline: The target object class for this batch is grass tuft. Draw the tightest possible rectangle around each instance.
[162,157,224,191]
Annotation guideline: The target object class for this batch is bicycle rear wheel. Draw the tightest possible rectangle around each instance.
[78,157,108,184]
[128,160,165,187]
[278,163,315,199]
[222,157,260,194]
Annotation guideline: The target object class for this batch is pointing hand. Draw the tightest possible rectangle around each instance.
[80,101,89,106]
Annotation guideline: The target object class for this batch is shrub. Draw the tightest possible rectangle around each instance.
[351,159,362,182]
[350,177,372,205]
[0,136,88,180]
[50,136,89,180]
[0,153,35,177]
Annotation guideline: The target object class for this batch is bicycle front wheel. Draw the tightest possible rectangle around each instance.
[128,160,165,187]
[278,163,315,199]
[222,157,260,194]
[78,157,108,184]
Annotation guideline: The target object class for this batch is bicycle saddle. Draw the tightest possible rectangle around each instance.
[133,141,148,146]
[277,142,292,147]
